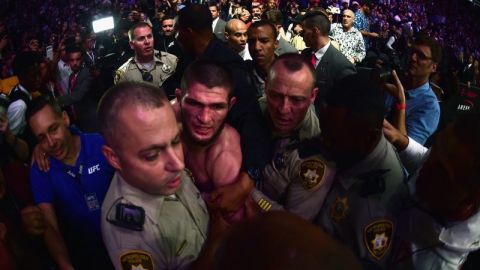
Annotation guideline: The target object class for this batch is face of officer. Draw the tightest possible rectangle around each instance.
[266,61,317,136]
[225,19,248,53]
[104,104,185,195]
[29,105,75,163]
[177,82,236,146]
[248,25,278,70]
[68,51,83,73]
[130,25,154,62]
[162,19,175,37]
[342,9,355,31]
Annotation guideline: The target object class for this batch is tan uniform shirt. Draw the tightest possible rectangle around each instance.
[101,171,209,270]
[114,51,178,88]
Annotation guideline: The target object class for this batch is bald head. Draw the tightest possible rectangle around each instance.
[225,19,248,53]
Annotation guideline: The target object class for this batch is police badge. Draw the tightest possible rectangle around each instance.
[364,220,394,260]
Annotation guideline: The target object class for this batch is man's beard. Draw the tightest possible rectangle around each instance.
[181,112,225,147]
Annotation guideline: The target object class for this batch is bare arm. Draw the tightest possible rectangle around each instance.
[38,203,74,270]
[383,70,407,135]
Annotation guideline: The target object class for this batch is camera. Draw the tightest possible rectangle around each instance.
[114,203,145,231]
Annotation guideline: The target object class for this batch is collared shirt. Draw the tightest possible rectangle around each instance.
[7,84,31,135]
[385,82,440,145]
[57,59,72,95]
[30,132,114,238]
[313,41,331,68]
[330,23,366,63]
[239,43,252,61]
[212,17,219,32]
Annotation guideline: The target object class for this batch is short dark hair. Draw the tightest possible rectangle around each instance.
[248,20,278,40]
[97,82,168,146]
[324,73,385,132]
[12,52,42,77]
[128,22,152,41]
[177,3,213,33]
[451,112,480,167]
[262,9,283,25]
[207,1,219,10]
[302,11,331,37]
[415,35,443,64]
[180,59,234,98]
[269,53,316,90]
[66,45,84,56]
[161,15,175,24]
[26,95,63,124]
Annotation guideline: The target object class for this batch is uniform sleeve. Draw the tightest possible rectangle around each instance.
[30,163,54,204]
[6,100,27,135]
[285,156,336,221]
[398,137,429,174]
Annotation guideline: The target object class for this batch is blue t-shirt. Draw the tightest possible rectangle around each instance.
[385,82,440,145]
[30,132,114,239]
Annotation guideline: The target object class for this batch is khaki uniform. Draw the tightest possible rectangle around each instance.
[251,98,323,216]
[101,171,209,270]
[314,136,407,269]
[254,139,336,221]
[114,51,178,87]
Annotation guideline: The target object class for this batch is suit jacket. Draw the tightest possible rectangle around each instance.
[213,18,227,41]
[275,37,298,56]
[57,67,98,132]
[302,45,356,106]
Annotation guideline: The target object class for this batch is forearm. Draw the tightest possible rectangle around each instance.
[43,224,74,270]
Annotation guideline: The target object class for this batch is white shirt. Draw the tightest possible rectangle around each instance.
[7,84,31,135]
[57,59,72,95]
[239,43,252,61]
[212,17,219,31]
[313,41,331,68]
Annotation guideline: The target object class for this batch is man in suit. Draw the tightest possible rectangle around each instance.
[209,2,227,41]
[301,11,356,106]
[57,46,97,132]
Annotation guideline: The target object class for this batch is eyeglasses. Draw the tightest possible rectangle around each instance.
[410,48,432,61]
[141,71,153,82]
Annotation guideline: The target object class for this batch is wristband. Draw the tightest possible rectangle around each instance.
[395,102,406,110]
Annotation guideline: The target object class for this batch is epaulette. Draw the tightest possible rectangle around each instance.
[356,169,390,197]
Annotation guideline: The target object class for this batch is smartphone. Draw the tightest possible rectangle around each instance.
[45,45,54,60]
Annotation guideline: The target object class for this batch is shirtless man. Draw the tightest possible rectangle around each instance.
[173,60,244,221]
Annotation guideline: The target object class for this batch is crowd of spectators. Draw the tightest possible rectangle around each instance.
[1,0,480,269]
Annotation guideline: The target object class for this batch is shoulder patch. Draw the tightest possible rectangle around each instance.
[299,159,325,190]
[120,250,154,270]
[364,220,394,260]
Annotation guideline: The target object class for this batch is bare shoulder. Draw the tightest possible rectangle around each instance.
[206,124,242,184]
[209,124,241,155]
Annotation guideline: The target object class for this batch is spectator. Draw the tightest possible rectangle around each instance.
[331,9,366,64]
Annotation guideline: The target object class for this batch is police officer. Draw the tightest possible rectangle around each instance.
[115,22,178,88]
[98,82,213,270]
[313,74,406,269]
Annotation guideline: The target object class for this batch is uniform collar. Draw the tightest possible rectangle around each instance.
[113,171,190,225]
[338,135,388,189]
[438,208,480,251]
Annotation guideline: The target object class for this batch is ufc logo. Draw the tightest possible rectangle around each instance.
[88,164,100,174]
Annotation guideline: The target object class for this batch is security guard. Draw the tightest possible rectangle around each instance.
[312,74,407,269]
[98,82,209,270]
[114,22,178,87]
